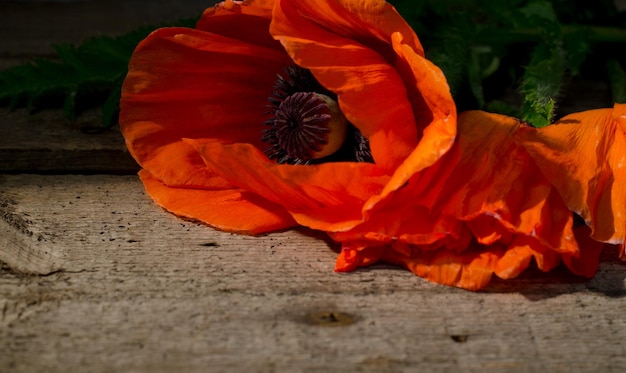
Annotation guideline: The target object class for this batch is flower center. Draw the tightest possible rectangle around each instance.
[273,92,347,161]
[263,65,373,165]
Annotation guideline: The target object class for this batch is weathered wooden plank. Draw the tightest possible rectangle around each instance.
[0,1,207,173]
[0,0,210,173]
[0,174,335,274]
[0,0,210,63]
[1,174,626,372]
[0,0,209,173]
[0,108,138,173]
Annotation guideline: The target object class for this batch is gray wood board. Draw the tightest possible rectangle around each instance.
[1,174,626,372]
[0,108,138,173]
[0,0,210,66]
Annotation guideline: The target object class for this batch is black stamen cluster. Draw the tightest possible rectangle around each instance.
[272,92,331,163]
[262,65,373,165]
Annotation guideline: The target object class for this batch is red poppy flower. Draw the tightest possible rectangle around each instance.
[518,103,626,258]
[120,0,456,234]
[120,0,596,290]
[333,110,605,290]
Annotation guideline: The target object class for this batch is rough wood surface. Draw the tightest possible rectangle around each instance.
[0,108,138,173]
[0,0,206,173]
[1,0,626,372]
[0,0,209,68]
[1,174,626,372]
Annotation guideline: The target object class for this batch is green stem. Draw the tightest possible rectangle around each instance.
[565,25,626,43]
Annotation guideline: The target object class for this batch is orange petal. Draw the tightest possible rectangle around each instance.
[271,0,424,60]
[139,169,295,234]
[517,103,626,246]
[330,110,584,289]
[561,226,606,278]
[334,244,386,272]
[197,1,278,50]
[270,0,455,172]
[375,32,457,193]
[191,139,390,232]
[493,235,562,279]
[493,245,535,280]
[337,111,577,255]
[495,226,607,280]
[120,20,291,188]
[383,245,501,291]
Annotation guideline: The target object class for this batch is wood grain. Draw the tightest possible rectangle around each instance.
[0,108,138,174]
[1,174,626,372]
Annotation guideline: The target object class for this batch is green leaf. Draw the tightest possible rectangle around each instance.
[427,33,470,97]
[468,49,485,108]
[607,59,626,104]
[102,82,123,127]
[0,17,196,126]
[563,28,591,76]
[519,0,559,25]
[513,1,566,127]
[520,42,566,127]
[467,46,501,109]
[63,91,77,122]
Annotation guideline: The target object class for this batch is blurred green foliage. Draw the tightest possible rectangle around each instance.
[0,19,196,128]
[0,2,625,128]
[391,0,626,126]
